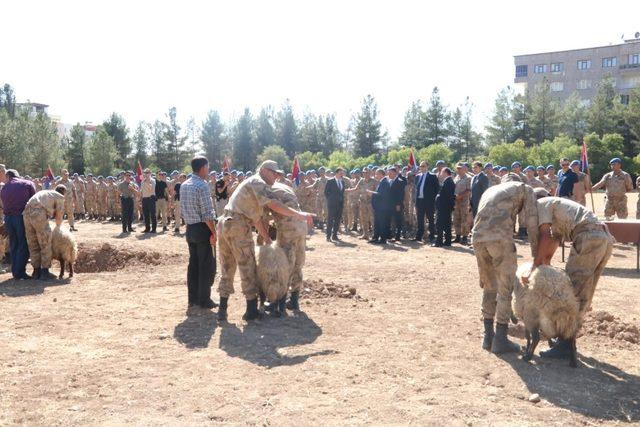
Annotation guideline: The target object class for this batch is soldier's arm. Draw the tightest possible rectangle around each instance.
[625,174,633,192]
[591,175,606,191]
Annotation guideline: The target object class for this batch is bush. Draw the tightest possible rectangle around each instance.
[257,145,291,172]
[297,151,327,171]
[416,144,455,168]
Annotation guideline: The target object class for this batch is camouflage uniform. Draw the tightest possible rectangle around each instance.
[358,176,378,240]
[85,178,97,218]
[526,176,544,189]
[57,178,75,227]
[487,173,501,187]
[97,179,109,219]
[453,173,472,238]
[312,175,328,224]
[73,177,86,216]
[547,174,559,195]
[217,175,277,300]
[403,172,416,233]
[537,197,613,313]
[593,170,633,218]
[342,178,355,232]
[23,190,65,270]
[107,179,120,219]
[472,182,539,324]
[571,171,591,207]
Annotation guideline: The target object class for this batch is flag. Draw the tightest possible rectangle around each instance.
[44,166,55,189]
[580,140,589,174]
[222,157,230,173]
[292,157,300,186]
[135,160,143,183]
[408,148,417,171]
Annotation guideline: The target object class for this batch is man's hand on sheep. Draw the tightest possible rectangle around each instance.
[521,264,536,284]
[296,211,315,228]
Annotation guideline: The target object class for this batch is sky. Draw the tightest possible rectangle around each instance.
[4,0,640,140]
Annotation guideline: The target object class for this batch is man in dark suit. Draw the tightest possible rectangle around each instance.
[470,161,490,218]
[368,168,391,244]
[323,167,346,241]
[413,161,440,243]
[433,168,456,247]
[388,166,407,241]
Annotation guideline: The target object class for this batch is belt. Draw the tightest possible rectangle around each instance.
[571,221,609,240]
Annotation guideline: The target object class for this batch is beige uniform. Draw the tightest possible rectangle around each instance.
[358,177,378,239]
[97,181,108,218]
[472,182,538,324]
[73,178,86,215]
[593,170,633,218]
[85,179,97,217]
[527,176,544,189]
[571,171,591,207]
[537,197,614,313]
[547,174,559,195]
[453,174,472,237]
[57,178,75,227]
[217,175,278,300]
[312,176,328,223]
[487,173,501,187]
[23,190,65,269]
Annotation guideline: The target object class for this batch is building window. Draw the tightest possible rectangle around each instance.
[551,62,563,73]
[577,80,592,90]
[620,94,630,105]
[515,65,528,78]
[577,60,591,70]
[630,54,640,65]
[602,57,617,68]
[550,82,564,92]
[534,64,547,74]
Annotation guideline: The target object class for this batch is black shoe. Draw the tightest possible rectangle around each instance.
[332,235,340,241]
[39,268,57,281]
[217,297,228,321]
[32,268,41,280]
[412,237,422,242]
[199,299,218,309]
[129,227,135,232]
[242,299,262,321]
[142,229,150,233]
[150,230,156,234]
[368,239,379,244]
[482,319,494,350]
[461,236,468,245]
[286,291,300,311]
[163,226,168,232]
[491,323,521,354]
[379,239,387,245]
[540,339,572,359]
[443,241,452,247]
[326,236,332,242]
[454,235,461,243]
[431,242,443,247]
[122,229,128,234]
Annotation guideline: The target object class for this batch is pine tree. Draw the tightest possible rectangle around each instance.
[254,107,276,154]
[102,112,131,169]
[512,92,531,143]
[423,87,450,146]
[87,126,117,177]
[132,122,149,166]
[275,100,298,157]
[299,113,321,153]
[29,112,64,177]
[67,124,87,174]
[560,92,588,142]
[588,77,619,137]
[448,98,480,161]
[399,101,428,148]
[352,94,382,157]
[529,77,560,144]
[318,114,340,156]
[201,110,228,170]
[164,107,189,171]
[485,87,516,145]
[232,108,255,171]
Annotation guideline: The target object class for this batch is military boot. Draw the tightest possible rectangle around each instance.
[454,235,461,243]
[491,323,521,354]
[242,298,261,321]
[217,297,228,321]
[482,318,494,351]
[286,291,300,311]
[32,268,41,280]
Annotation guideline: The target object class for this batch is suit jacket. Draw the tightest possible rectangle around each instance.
[436,176,456,211]
[470,172,489,210]
[324,177,345,208]
[414,172,439,206]
[389,175,407,207]
[372,177,391,212]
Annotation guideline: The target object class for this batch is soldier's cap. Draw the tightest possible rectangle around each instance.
[107,176,113,180]
[455,163,464,169]
[246,171,253,176]
[462,162,470,168]
[570,160,580,167]
[524,166,535,172]
[536,165,545,170]
[98,175,104,179]
[231,170,238,175]
[609,157,621,164]
[237,172,244,177]
[299,171,306,175]
[222,171,230,176]
[72,173,78,177]
[187,173,193,178]
[353,168,361,174]
[87,173,93,177]
[435,160,445,166]
[511,161,521,168]
[484,163,493,169]
[259,160,284,174]
[307,169,315,174]
[493,166,500,171]
[499,167,508,172]
[546,164,555,170]
[209,171,216,175]
[367,164,375,169]
[318,167,326,172]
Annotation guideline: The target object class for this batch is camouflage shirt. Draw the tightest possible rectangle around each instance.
[26,190,65,216]
[487,174,501,186]
[594,170,633,198]
[537,197,598,242]
[225,174,277,223]
[454,174,471,198]
[57,178,75,201]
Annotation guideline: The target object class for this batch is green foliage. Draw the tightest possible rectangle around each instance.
[326,151,354,171]
[386,147,413,166]
[560,92,588,141]
[201,110,229,170]
[584,133,624,180]
[297,151,327,171]
[588,77,619,136]
[102,112,130,169]
[232,108,255,171]
[254,107,276,153]
[529,78,560,144]
[485,87,516,146]
[416,144,455,168]
[424,87,449,145]
[275,100,298,157]
[526,135,579,168]
[352,95,383,157]
[67,123,87,174]
[398,101,428,148]
[256,145,291,171]
[132,122,149,167]
[487,139,528,168]
[86,126,117,177]
[164,107,191,172]
[448,97,482,161]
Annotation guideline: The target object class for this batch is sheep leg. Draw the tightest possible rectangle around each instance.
[59,258,65,279]
[523,330,531,358]
[69,262,74,278]
[278,297,287,316]
[258,291,266,310]
[569,337,578,368]
[526,329,540,361]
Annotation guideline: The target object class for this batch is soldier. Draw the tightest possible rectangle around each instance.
[85,174,97,219]
[118,171,138,233]
[570,160,591,207]
[453,163,472,245]
[536,166,551,192]
[216,160,314,322]
[498,166,508,179]
[73,173,86,220]
[34,178,43,192]
[403,167,417,236]
[357,167,378,240]
[521,196,614,362]
[592,158,633,219]
[308,167,328,229]
[524,166,544,188]
[57,169,77,231]
[434,160,446,184]
[511,161,528,183]
[545,165,559,195]
[106,177,119,221]
[97,176,109,221]
[155,171,170,232]
[343,170,361,233]
[472,181,540,354]
[22,185,66,281]
[485,163,501,187]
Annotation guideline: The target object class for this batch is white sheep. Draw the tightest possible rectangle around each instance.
[256,243,293,317]
[515,262,581,367]
[51,225,78,279]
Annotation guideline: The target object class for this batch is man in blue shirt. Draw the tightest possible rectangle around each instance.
[556,158,578,198]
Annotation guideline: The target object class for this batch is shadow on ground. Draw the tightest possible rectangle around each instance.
[219,312,336,368]
[503,351,640,421]
[0,277,70,297]
[173,309,218,349]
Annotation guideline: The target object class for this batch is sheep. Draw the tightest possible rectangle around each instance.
[514,262,581,367]
[51,224,78,279]
[256,242,293,317]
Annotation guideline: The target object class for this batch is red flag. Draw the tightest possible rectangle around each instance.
[135,160,143,183]
[222,158,230,173]
[408,148,417,171]
[580,140,589,174]
[45,166,55,181]
[292,157,300,186]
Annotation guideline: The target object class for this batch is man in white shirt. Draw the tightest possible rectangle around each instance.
[140,169,157,233]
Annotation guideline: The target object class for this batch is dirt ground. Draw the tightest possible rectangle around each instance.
[0,193,639,425]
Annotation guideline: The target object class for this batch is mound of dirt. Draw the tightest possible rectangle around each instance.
[301,279,362,300]
[581,310,639,345]
[75,242,164,273]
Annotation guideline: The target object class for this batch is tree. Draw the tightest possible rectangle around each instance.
[256,145,291,172]
[274,100,298,157]
[588,77,619,136]
[297,151,327,171]
[201,110,228,170]
[132,122,149,167]
[416,143,455,168]
[67,124,87,174]
[317,114,340,156]
[164,107,190,171]
[232,108,255,171]
[398,101,428,147]
[0,83,16,117]
[512,92,531,143]
[254,107,276,154]
[487,139,529,168]
[102,112,131,169]
[298,113,321,153]
[423,87,449,146]
[28,112,64,177]
[448,97,481,161]
[86,126,117,177]
[529,77,560,145]
[352,94,383,157]
[623,87,640,153]
[560,92,588,142]
[485,87,516,145]
[527,135,579,168]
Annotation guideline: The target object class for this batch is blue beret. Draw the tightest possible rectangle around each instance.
[570,160,580,167]
[171,170,179,175]
[536,165,545,171]
[307,169,315,174]
[353,168,361,173]
[609,157,621,164]
[435,160,445,166]
[499,167,508,172]
[187,173,193,178]
[318,167,325,172]
[523,166,535,172]
[484,163,493,169]
[511,161,521,168]
[546,164,555,170]
[493,166,500,171]
[367,164,374,169]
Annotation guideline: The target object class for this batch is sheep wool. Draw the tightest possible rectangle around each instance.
[51,225,78,278]
[256,243,292,304]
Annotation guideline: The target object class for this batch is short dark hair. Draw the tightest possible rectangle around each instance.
[473,161,483,168]
[442,167,453,176]
[55,185,66,196]
[191,156,208,173]
[335,167,345,174]
[6,169,19,179]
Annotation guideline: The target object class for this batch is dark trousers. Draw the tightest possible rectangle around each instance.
[5,215,29,279]
[142,197,157,231]
[121,197,134,232]
[186,223,215,306]
[416,199,436,241]
[326,202,343,238]
[391,206,404,240]
[373,209,391,242]
[435,208,453,245]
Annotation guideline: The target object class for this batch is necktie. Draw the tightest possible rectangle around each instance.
[419,174,425,198]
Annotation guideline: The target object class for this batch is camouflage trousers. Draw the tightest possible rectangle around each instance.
[23,206,53,269]
[156,199,169,228]
[276,219,307,293]
[359,202,374,239]
[604,195,628,219]
[475,240,517,325]
[98,199,108,217]
[344,199,358,231]
[85,194,97,216]
[453,199,471,236]
[315,197,327,223]
[566,228,613,314]
[75,194,85,214]
[173,201,182,229]
[217,215,259,300]
[64,198,74,227]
